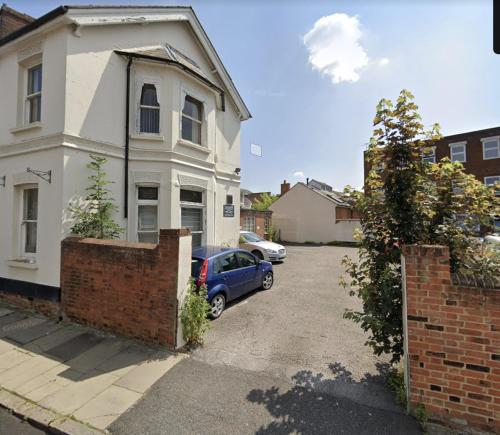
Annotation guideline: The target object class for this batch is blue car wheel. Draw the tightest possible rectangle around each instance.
[262,271,273,290]
[210,293,226,319]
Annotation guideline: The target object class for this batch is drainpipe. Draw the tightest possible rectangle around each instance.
[124,56,133,218]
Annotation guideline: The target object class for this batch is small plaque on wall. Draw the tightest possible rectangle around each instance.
[223,204,234,217]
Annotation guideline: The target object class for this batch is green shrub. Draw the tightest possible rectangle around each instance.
[180,280,211,346]
[387,369,406,408]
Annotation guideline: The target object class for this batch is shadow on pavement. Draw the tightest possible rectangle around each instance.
[247,362,421,435]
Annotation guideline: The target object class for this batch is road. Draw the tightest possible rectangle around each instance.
[0,408,47,435]
[111,245,421,434]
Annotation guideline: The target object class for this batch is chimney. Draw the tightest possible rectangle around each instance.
[280,179,290,196]
[0,4,34,38]
[306,177,309,186]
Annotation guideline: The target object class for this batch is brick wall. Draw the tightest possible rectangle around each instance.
[240,209,272,239]
[0,293,60,319]
[403,245,500,433]
[61,229,191,348]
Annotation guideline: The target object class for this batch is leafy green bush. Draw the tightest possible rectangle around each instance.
[181,280,211,346]
[387,369,406,408]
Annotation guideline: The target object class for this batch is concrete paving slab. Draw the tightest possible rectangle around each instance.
[25,369,84,402]
[73,385,141,430]
[50,417,104,435]
[0,349,32,371]
[0,312,30,338]
[6,319,63,345]
[0,354,60,390]
[23,324,84,353]
[44,332,103,362]
[65,338,128,375]
[0,307,13,317]
[113,353,186,394]
[0,339,16,356]
[39,369,119,415]
[95,344,155,378]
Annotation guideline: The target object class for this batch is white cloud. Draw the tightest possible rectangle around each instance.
[303,13,369,84]
[293,171,305,178]
[378,57,390,66]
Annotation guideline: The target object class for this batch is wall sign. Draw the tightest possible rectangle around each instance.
[223,204,234,217]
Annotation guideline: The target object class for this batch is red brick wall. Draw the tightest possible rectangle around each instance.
[61,229,190,348]
[240,209,272,239]
[403,245,500,433]
[0,293,60,319]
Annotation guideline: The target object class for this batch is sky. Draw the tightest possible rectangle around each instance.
[8,1,500,193]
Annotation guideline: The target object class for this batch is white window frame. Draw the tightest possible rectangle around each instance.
[25,63,42,125]
[180,187,206,246]
[179,86,208,148]
[136,185,159,243]
[485,175,500,196]
[19,184,38,259]
[422,146,436,164]
[481,136,500,160]
[135,77,161,136]
[449,141,467,163]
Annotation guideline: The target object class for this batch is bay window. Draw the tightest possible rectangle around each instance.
[180,188,204,247]
[137,186,159,243]
[181,95,203,145]
[139,84,160,134]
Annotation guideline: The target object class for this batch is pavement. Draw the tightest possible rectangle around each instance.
[111,245,422,434]
[0,303,185,433]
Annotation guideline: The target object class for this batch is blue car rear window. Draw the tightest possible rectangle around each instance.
[191,258,204,278]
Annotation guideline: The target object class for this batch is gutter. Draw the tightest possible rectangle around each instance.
[124,56,133,218]
[115,50,225,111]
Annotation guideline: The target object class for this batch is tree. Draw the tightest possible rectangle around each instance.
[251,192,279,211]
[341,90,499,364]
[68,154,123,239]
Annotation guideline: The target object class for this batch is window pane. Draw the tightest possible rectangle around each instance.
[484,141,498,150]
[191,121,201,145]
[140,108,159,133]
[28,65,42,94]
[138,205,157,231]
[181,207,203,231]
[192,233,202,248]
[180,189,203,203]
[181,116,193,142]
[23,188,38,220]
[219,253,238,272]
[29,95,41,123]
[140,84,159,106]
[138,232,158,243]
[226,195,233,205]
[237,252,256,268]
[182,96,202,120]
[25,222,37,253]
[138,186,158,200]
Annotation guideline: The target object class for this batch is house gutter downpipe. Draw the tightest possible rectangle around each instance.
[124,56,133,218]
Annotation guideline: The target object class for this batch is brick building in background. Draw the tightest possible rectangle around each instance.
[0,4,33,38]
[364,125,500,187]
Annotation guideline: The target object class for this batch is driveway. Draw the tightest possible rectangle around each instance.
[111,245,420,434]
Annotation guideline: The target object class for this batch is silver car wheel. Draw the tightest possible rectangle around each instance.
[211,294,225,318]
[262,272,273,290]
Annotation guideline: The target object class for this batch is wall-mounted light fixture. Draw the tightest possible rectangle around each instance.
[27,168,52,184]
[234,167,241,175]
[0,176,5,187]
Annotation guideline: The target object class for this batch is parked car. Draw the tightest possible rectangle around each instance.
[239,231,286,262]
[191,246,274,318]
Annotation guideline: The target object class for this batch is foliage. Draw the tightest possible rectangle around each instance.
[413,402,428,429]
[68,154,123,239]
[387,369,406,408]
[341,89,499,364]
[267,226,280,242]
[251,192,279,211]
[181,279,211,346]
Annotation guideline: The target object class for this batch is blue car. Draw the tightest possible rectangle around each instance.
[192,246,274,318]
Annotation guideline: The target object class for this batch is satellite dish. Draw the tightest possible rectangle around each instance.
[250,143,262,157]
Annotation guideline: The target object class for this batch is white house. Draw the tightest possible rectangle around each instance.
[269,181,360,243]
[0,5,250,298]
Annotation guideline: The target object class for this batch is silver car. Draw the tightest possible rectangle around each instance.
[240,231,286,262]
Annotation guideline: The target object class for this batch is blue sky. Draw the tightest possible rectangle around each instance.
[9,1,500,193]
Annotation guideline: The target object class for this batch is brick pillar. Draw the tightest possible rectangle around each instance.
[402,245,500,433]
